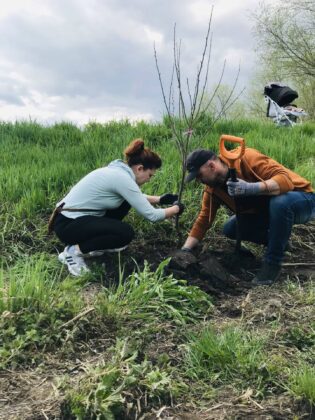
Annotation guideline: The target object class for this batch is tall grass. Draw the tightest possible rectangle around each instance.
[0,254,73,312]
[1,119,314,224]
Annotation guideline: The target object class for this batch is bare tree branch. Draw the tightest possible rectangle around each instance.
[154,10,243,234]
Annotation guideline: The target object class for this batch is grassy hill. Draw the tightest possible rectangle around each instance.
[0,119,314,419]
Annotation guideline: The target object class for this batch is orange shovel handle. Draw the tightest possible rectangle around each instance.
[219,135,245,168]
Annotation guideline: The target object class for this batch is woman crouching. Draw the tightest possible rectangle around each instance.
[51,139,183,276]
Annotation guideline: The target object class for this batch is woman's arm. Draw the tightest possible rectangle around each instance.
[146,195,182,218]
[146,195,160,204]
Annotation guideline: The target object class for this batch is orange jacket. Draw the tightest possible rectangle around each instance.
[189,147,313,241]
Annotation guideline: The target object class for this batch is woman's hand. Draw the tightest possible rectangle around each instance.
[173,200,185,215]
[164,201,185,218]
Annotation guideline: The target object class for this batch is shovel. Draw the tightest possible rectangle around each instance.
[219,135,245,253]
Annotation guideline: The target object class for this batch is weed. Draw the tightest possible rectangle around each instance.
[64,338,186,419]
[284,280,315,305]
[95,259,213,326]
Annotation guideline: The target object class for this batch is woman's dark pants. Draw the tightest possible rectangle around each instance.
[53,201,134,253]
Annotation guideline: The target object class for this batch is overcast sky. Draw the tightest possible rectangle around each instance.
[0,0,276,125]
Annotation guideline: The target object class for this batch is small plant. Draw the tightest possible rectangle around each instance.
[284,280,315,305]
[0,255,87,368]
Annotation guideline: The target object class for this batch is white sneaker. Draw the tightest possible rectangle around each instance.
[58,246,90,277]
[58,249,67,264]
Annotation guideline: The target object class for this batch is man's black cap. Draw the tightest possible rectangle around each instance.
[185,149,215,182]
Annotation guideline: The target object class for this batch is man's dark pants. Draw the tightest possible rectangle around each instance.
[223,191,315,265]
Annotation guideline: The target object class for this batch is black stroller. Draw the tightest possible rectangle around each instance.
[264,82,307,126]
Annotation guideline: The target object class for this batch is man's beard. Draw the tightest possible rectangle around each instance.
[205,173,227,188]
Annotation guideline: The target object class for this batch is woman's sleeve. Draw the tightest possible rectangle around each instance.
[115,176,165,222]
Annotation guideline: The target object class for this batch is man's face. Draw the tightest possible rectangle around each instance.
[196,160,227,187]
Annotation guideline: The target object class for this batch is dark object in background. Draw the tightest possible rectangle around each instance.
[264,82,298,107]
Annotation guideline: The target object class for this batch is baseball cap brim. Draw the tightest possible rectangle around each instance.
[185,169,199,183]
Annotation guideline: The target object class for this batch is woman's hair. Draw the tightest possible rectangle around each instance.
[124,139,162,169]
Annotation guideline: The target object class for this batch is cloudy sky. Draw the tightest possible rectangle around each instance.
[0,0,275,125]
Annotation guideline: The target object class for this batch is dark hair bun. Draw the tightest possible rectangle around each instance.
[124,139,145,157]
[123,138,162,170]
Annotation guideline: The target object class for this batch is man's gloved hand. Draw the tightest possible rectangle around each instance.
[160,193,179,205]
[227,178,261,197]
[173,200,185,215]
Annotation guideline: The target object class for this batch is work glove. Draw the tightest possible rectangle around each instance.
[160,193,179,205]
[227,178,261,197]
[173,200,185,215]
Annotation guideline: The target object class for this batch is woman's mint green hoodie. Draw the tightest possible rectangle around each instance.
[57,160,165,222]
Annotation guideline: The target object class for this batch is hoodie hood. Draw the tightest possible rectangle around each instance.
[107,159,135,180]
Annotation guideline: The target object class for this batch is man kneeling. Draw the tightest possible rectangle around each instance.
[181,146,315,285]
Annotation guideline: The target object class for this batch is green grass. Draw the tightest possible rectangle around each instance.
[288,365,315,404]
[0,254,89,367]
[284,279,315,305]
[183,325,270,393]
[0,118,314,241]
[64,338,186,419]
[0,254,64,313]
[0,256,213,369]
[96,259,213,326]
[0,118,314,417]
